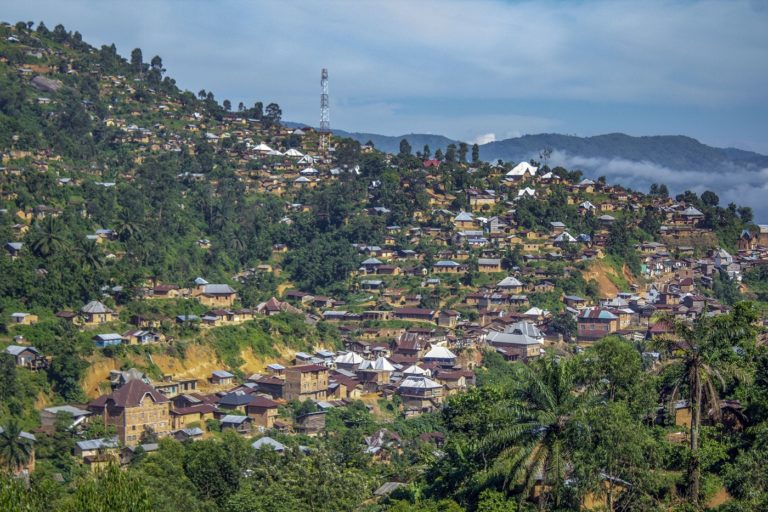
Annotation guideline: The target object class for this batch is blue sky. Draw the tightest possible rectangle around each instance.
[4,0,768,152]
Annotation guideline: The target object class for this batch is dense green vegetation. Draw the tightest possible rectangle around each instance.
[3,304,768,510]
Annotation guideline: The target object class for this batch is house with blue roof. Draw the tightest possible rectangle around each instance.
[577,307,620,341]
[93,333,123,348]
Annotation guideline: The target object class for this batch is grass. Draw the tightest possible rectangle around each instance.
[199,313,318,368]
[603,254,632,291]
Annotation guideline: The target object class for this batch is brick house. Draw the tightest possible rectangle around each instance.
[577,308,619,341]
[88,380,171,446]
[284,364,328,402]
[193,283,237,308]
[245,396,280,429]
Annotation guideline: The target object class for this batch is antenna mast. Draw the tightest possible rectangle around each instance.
[320,68,330,156]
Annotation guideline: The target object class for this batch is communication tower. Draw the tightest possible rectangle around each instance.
[320,68,330,155]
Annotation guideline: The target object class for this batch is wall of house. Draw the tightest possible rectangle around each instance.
[199,294,236,307]
[285,370,328,401]
[108,399,171,446]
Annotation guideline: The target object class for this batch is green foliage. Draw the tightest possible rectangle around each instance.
[225,447,375,512]
[475,351,519,388]
[582,336,646,403]
[284,233,358,294]
[183,438,242,505]
[547,312,576,342]
[204,313,316,367]
[1,23,767,512]
[0,419,34,473]
[605,219,641,275]
[59,464,152,512]
[712,270,742,306]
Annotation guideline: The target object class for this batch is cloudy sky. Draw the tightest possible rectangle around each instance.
[4,0,768,152]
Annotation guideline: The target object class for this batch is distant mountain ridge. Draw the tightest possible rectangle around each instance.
[322,129,768,173]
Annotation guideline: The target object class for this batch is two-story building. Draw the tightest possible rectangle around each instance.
[284,364,329,402]
[397,375,444,414]
[88,380,171,446]
[577,308,619,341]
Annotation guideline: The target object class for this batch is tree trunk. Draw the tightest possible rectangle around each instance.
[689,367,702,506]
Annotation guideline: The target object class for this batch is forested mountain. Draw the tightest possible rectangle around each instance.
[336,130,768,172]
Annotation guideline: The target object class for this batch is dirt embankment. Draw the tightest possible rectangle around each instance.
[81,343,306,398]
[82,358,122,398]
[582,260,637,297]
[583,262,620,297]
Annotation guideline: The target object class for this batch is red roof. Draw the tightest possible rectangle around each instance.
[171,404,217,416]
[649,320,673,334]
[247,396,279,409]
[331,374,360,390]
[153,284,179,292]
[90,380,168,409]
[287,364,327,373]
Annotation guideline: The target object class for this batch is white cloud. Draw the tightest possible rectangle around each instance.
[545,150,768,222]
[472,133,497,145]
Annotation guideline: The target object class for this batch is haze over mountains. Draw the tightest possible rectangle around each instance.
[330,129,768,222]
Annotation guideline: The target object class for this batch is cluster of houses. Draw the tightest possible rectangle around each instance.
[17,324,478,470]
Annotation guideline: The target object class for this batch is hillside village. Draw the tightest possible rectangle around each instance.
[1,20,768,512]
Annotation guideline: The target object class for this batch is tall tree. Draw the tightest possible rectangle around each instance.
[0,420,34,474]
[29,216,68,258]
[150,55,163,70]
[263,103,282,130]
[253,101,263,119]
[478,357,594,509]
[655,304,757,506]
[458,142,468,163]
[399,138,412,157]
[77,238,104,273]
[471,143,480,164]
[445,144,457,163]
[130,48,143,73]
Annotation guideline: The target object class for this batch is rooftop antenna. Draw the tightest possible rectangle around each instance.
[320,68,330,156]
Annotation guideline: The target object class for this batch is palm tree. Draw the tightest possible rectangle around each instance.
[478,357,594,509]
[115,212,142,242]
[0,420,34,474]
[655,307,754,507]
[77,238,104,272]
[28,216,68,257]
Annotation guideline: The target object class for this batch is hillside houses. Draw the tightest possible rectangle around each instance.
[2,23,765,491]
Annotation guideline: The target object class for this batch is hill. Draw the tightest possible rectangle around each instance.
[332,129,457,156]
[480,133,768,172]
[334,130,768,173]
